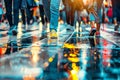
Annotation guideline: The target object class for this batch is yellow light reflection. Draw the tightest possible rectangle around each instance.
[63,43,75,48]
[31,46,40,66]
[69,53,76,57]
[64,53,68,57]
[68,57,79,62]
[48,57,53,62]
[72,63,80,71]
[69,63,80,80]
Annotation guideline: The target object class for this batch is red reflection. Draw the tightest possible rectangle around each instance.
[102,39,111,67]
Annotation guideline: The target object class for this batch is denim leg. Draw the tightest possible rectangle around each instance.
[50,0,60,31]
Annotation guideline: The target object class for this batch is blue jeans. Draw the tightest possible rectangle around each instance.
[43,0,60,31]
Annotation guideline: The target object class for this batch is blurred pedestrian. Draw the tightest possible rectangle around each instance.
[20,0,38,31]
[107,6,113,23]
[39,0,47,32]
[42,0,60,44]
[86,0,103,36]
[4,0,22,35]
[0,1,3,24]
[111,0,120,23]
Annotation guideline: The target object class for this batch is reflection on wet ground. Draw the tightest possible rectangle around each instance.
[0,23,120,80]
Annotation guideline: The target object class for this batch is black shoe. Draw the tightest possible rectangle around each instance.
[12,30,18,36]
[7,26,18,35]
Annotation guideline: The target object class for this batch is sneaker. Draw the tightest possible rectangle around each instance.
[50,30,58,39]
[48,30,58,45]
[7,25,18,35]
[12,26,18,36]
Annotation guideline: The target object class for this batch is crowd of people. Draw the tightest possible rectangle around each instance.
[0,0,120,46]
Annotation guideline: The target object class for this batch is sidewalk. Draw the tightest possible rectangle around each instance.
[101,24,120,47]
[0,23,74,78]
[102,24,120,34]
[85,23,120,47]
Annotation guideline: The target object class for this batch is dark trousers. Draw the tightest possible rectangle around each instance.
[20,4,33,25]
[39,5,46,25]
[4,0,21,27]
[65,1,75,26]
[42,0,50,21]
[112,0,120,22]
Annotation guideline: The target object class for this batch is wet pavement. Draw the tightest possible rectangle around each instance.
[0,23,120,80]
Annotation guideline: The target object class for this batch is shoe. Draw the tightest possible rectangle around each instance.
[48,30,58,45]
[49,30,58,39]
[7,25,18,35]
[7,29,13,35]
[12,25,18,36]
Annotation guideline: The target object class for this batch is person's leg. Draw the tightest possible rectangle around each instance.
[0,15,2,23]
[13,0,20,27]
[21,9,26,25]
[70,3,75,26]
[4,0,13,27]
[42,0,50,21]
[26,5,33,25]
[96,0,103,35]
[65,2,71,25]
[50,0,60,31]
[39,5,45,25]
[39,4,47,35]
[20,9,27,32]
[108,17,112,23]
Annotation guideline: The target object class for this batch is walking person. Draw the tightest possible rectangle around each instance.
[42,0,60,44]
[39,0,47,30]
[4,0,22,35]
[4,0,22,54]
[20,0,35,32]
